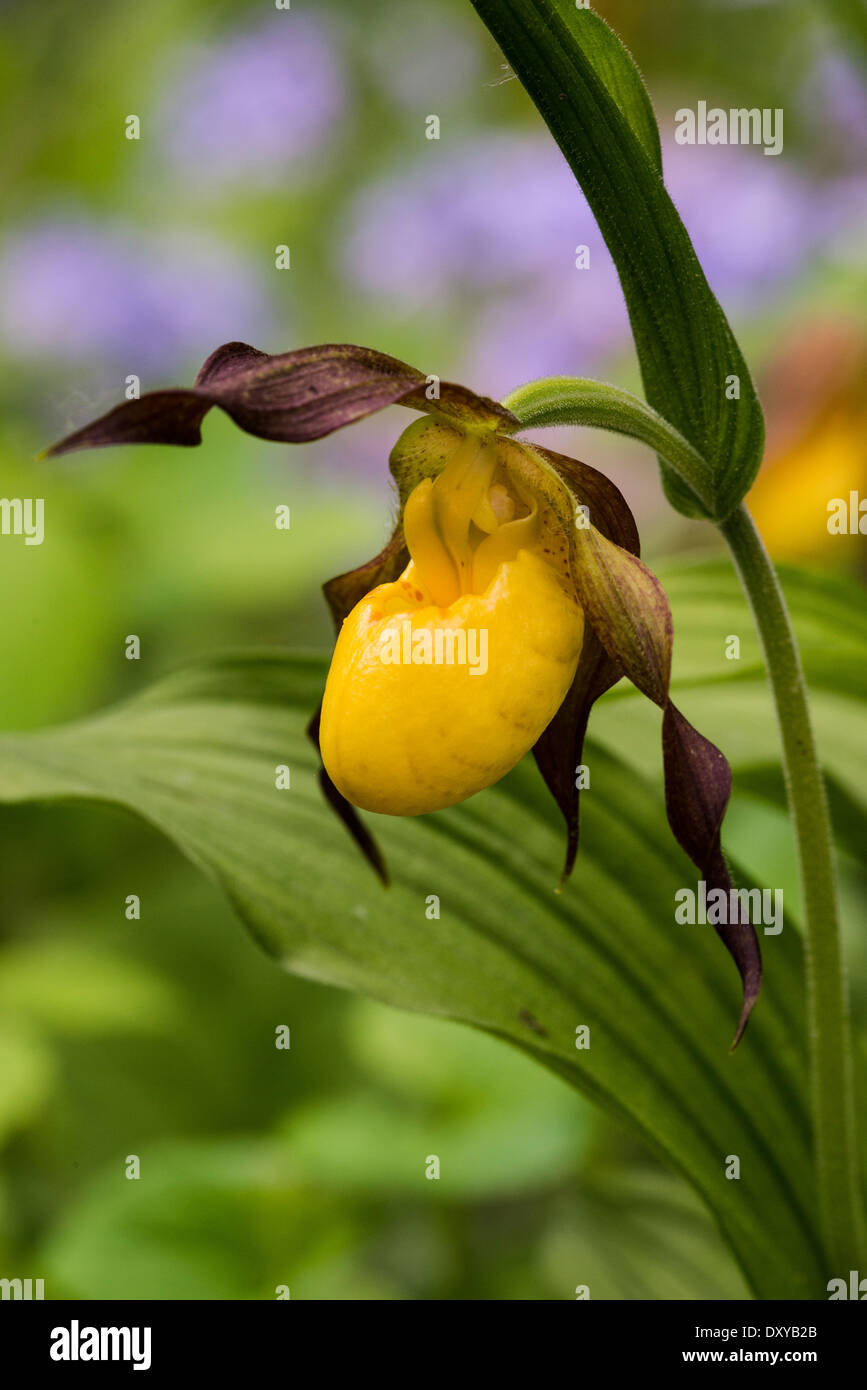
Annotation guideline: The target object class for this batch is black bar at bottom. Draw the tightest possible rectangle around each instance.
[0,1297,863,1375]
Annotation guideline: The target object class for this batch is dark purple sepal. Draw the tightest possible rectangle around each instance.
[560,512,761,1043]
[526,444,640,884]
[306,705,389,887]
[663,705,762,1047]
[524,443,760,1042]
[532,626,623,885]
[322,523,409,631]
[43,342,517,457]
[312,521,412,880]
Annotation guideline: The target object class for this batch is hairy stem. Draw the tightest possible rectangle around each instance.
[721,504,864,1275]
[502,376,715,514]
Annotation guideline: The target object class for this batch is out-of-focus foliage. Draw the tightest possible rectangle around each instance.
[0,639,832,1296]
[0,0,863,1298]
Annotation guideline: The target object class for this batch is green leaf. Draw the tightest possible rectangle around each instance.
[469,1,765,519]
[735,765,867,868]
[0,649,822,1297]
[656,559,867,703]
[539,1168,751,1301]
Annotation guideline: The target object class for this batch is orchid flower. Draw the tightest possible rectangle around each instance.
[45,341,761,1041]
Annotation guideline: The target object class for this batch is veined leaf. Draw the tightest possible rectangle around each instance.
[0,650,821,1297]
[469,1,765,519]
[654,558,867,703]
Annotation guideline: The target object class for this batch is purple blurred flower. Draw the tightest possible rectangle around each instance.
[157,16,345,190]
[819,172,867,266]
[464,270,630,399]
[0,218,274,374]
[340,123,866,393]
[340,133,633,394]
[662,140,828,306]
[341,135,596,305]
[802,50,867,156]
[304,412,400,487]
[343,124,863,305]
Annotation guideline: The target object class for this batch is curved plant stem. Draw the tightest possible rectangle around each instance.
[722,504,864,1276]
[502,376,716,515]
[506,376,865,1275]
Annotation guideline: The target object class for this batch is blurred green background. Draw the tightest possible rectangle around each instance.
[0,0,864,1298]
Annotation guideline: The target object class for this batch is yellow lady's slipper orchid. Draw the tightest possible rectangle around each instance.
[319,433,584,814]
[44,340,762,1038]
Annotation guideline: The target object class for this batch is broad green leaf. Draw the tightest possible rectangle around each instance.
[734,765,866,868]
[599,680,866,817]
[538,1169,750,1301]
[654,559,867,703]
[469,1,765,519]
[0,650,822,1297]
[556,7,662,174]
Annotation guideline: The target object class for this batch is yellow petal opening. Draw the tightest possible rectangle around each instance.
[320,435,584,815]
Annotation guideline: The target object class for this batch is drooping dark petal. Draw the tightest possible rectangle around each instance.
[42,391,215,456]
[663,705,761,1047]
[566,520,762,1044]
[531,625,623,884]
[322,521,408,630]
[518,443,640,883]
[306,705,389,887]
[531,443,641,556]
[570,524,672,707]
[311,518,412,881]
[514,441,760,1040]
[43,343,518,458]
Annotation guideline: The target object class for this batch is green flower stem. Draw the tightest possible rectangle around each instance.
[722,504,864,1275]
[506,375,865,1275]
[502,377,716,515]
